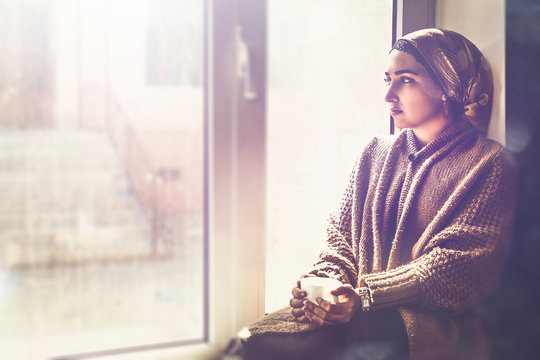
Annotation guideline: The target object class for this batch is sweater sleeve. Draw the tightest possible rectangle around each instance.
[308,205,359,285]
[308,160,359,285]
[364,150,518,314]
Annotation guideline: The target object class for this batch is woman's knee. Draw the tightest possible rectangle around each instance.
[244,326,347,360]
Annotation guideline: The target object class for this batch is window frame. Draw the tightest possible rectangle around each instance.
[62,2,265,359]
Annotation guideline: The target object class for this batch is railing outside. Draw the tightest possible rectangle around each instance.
[105,93,163,256]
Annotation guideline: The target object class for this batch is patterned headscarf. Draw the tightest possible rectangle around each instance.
[393,28,493,133]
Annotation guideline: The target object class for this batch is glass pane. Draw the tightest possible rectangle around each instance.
[266,0,393,312]
[0,0,204,358]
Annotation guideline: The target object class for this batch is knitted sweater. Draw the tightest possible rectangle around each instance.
[307,119,518,359]
[243,119,517,360]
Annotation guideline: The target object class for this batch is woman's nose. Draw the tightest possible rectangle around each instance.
[384,83,398,103]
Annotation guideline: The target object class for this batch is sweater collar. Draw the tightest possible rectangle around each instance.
[404,120,475,162]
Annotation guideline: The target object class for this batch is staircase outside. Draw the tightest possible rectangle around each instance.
[0,129,164,268]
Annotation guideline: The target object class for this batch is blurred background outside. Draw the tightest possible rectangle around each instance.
[0,0,204,358]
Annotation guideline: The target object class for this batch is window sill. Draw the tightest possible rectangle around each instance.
[89,342,223,360]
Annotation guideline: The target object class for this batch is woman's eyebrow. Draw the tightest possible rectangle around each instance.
[385,69,420,76]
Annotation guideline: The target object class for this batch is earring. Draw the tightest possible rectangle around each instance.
[442,95,449,117]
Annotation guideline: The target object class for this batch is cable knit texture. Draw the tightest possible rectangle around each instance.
[245,120,517,360]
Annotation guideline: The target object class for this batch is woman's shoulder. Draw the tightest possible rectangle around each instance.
[468,134,515,163]
[460,133,518,177]
[348,134,403,176]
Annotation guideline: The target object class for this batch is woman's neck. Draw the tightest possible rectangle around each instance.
[411,116,454,147]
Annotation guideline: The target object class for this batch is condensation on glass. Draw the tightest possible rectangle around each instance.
[266,0,393,312]
[0,0,204,358]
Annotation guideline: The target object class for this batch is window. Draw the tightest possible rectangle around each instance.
[0,0,205,358]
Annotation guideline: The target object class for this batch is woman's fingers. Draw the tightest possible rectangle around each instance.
[290,297,305,308]
[330,284,356,296]
[315,298,349,314]
[292,274,315,299]
[297,274,315,292]
[330,284,362,313]
[290,274,319,323]
[303,304,339,327]
[303,300,345,324]
[291,276,356,326]
[291,307,309,323]
[291,286,307,299]
[305,303,340,322]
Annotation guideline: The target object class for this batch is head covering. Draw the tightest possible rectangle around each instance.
[392,28,493,133]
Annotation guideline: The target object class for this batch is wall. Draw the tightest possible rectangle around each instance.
[436,0,505,144]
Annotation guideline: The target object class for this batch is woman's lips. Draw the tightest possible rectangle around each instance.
[390,109,403,116]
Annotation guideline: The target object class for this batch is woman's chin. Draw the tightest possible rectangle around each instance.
[393,119,409,130]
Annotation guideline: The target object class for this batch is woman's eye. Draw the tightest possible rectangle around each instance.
[401,77,415,84]
[384,78,391,85]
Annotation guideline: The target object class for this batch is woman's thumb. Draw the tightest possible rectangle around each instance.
[330,284,354,296]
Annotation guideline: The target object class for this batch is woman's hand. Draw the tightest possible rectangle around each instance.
[302,284,362,327]
[290,274,315,323]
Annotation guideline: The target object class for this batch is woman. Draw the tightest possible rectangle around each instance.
[237,28,517,360]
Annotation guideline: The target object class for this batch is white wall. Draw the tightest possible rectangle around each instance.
[436,0,506,145]
[265,0,393,313]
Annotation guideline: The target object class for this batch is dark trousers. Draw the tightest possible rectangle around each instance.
[224,309,409,360]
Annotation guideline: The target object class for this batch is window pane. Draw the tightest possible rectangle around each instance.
[266,0,393,312]
[0,0,204,358]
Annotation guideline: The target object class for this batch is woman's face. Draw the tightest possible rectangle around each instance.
[384,50,444,130]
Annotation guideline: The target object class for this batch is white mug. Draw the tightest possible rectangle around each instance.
[300,277,342,304]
